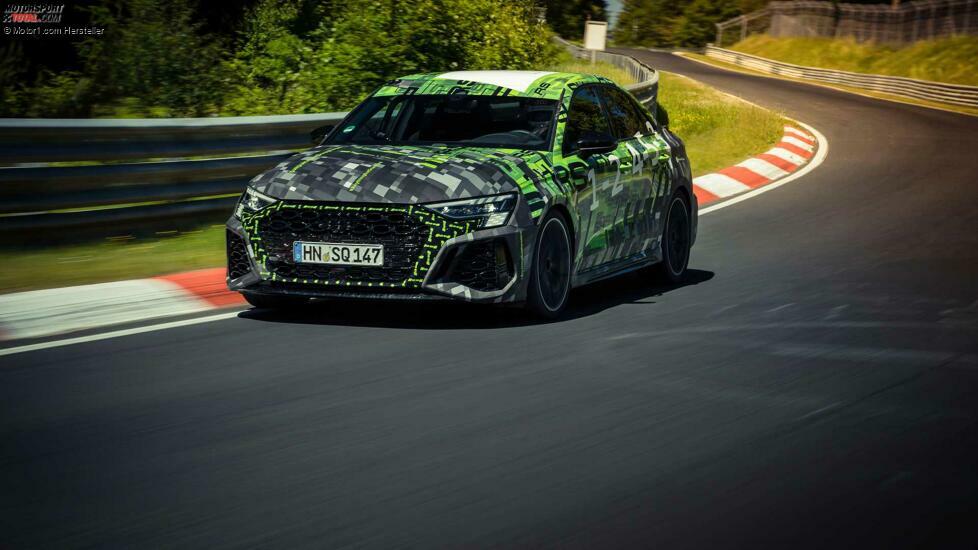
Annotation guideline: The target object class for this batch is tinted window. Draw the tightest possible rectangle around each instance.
[327,95,558,150]
[600,87,647,140]
[563,86,611,154]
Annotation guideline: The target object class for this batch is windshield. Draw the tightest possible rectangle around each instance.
[327,94,559,150]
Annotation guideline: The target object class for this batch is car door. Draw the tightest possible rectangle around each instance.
[598,85,671,261]
[553,84,619,272]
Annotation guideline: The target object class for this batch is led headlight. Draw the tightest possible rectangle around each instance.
[424,193,517,228]
[235,187,277,218]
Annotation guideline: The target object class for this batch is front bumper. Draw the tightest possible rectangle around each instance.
[226,200,538,304]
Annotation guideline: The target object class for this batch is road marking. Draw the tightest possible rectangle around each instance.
[0,311,242,358]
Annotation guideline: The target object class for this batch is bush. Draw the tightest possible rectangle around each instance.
[224,0,559,115]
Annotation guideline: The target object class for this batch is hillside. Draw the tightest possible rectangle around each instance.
[730,35,978,86]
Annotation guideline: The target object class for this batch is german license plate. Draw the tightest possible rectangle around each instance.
[293,242,384,266]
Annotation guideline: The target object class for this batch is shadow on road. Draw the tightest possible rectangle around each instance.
[238,269,714,330]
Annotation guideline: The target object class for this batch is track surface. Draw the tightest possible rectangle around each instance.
[3,51,978,548]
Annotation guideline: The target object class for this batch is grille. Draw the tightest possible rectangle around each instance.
[249,203,469,288]
[227,230,251,280]
[449,239,513,292]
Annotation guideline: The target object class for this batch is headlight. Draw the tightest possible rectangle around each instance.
[424,193,517,228]
[235,187,277,218]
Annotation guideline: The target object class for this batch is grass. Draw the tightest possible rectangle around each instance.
[657,71,785,174]
[730,35,978,86]
[679,51,978,117]
[0,228,228,294]
[1,59,787,293]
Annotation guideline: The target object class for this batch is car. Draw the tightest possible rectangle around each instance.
[226,70,696,318]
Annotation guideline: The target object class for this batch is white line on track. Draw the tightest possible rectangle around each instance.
[1,123,829,357]
[0,311,242,358]
[700,120,828,214]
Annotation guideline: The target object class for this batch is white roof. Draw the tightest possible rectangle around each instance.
[437,71,555,93]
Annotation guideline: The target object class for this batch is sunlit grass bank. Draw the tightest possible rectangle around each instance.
[2,60,786,293]
[730,35,978,86]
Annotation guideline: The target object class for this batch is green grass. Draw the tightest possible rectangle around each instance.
[679,51,978,117]
[731,35,978,86]
[1,61,786,293]
[0,227,228,294]
[657,72,786,174]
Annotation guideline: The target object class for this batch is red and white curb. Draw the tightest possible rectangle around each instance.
[692,125,818,208]
[0,123,823,347]
[0,268,243,342]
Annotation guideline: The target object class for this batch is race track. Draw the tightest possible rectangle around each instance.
[3,51,978,548]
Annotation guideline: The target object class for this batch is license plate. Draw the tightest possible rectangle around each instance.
[293,242,384,266]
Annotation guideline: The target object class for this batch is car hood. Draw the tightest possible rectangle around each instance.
[248,144,551,204]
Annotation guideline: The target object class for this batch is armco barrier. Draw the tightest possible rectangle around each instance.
[0,49,658,239]
[704,45,978,108]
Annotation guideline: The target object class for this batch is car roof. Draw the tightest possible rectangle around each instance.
[373,70,615,101]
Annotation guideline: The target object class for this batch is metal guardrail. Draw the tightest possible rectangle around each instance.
[704,45,978,108]
[555,37,659,106]
[0,112,346,240]
[0,48,659,241]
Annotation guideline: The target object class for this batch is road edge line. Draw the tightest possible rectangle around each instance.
[700,120,828,214]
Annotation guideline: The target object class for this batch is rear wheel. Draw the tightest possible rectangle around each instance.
[526,212,572,319]
[654,193,691,283]
[242,292,309,310]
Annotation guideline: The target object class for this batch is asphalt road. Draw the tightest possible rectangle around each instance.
[3,51,978,548]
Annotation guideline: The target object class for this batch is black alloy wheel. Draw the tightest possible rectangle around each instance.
[527,212,572,318]
[655,193,691,283]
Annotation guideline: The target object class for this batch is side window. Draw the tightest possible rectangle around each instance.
[563,86,611,154]
[600,87,646,140]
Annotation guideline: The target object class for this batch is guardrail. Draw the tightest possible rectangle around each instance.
[555,36,659,106]
[0,48,659,242]
[704,45,978,107]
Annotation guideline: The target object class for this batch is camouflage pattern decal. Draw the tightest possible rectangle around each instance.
[374,71,613,101]
[248,144,558,219]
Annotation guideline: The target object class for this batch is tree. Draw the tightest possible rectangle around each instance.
[672,0,740,47]
[544,0,608,39]
[613,0,689,46]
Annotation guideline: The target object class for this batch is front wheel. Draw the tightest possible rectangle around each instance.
[654,193,691,283]
[242,292,309,310]
[526,211,573,319]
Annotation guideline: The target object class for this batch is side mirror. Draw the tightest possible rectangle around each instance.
[655,104,669,128]
[310,124,335,145]
[576,132,617,158]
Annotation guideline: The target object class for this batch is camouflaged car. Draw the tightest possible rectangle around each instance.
[226,70,696,317]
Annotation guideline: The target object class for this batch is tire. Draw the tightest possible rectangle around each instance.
[654,192,692,283]
[243,292,309,310]
[526,211,573,319]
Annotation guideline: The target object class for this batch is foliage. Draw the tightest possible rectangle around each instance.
[731,34,978,86]
[1,0,559,118]
[224,0,559,115]
[613,0,763,47]
[543,0,607,40]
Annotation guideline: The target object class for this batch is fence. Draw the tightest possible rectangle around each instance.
[715,0,978,47]
[0,47,659,243]
[704,45,978,107]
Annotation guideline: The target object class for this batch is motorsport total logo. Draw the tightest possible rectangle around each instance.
[3,3,104,38]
